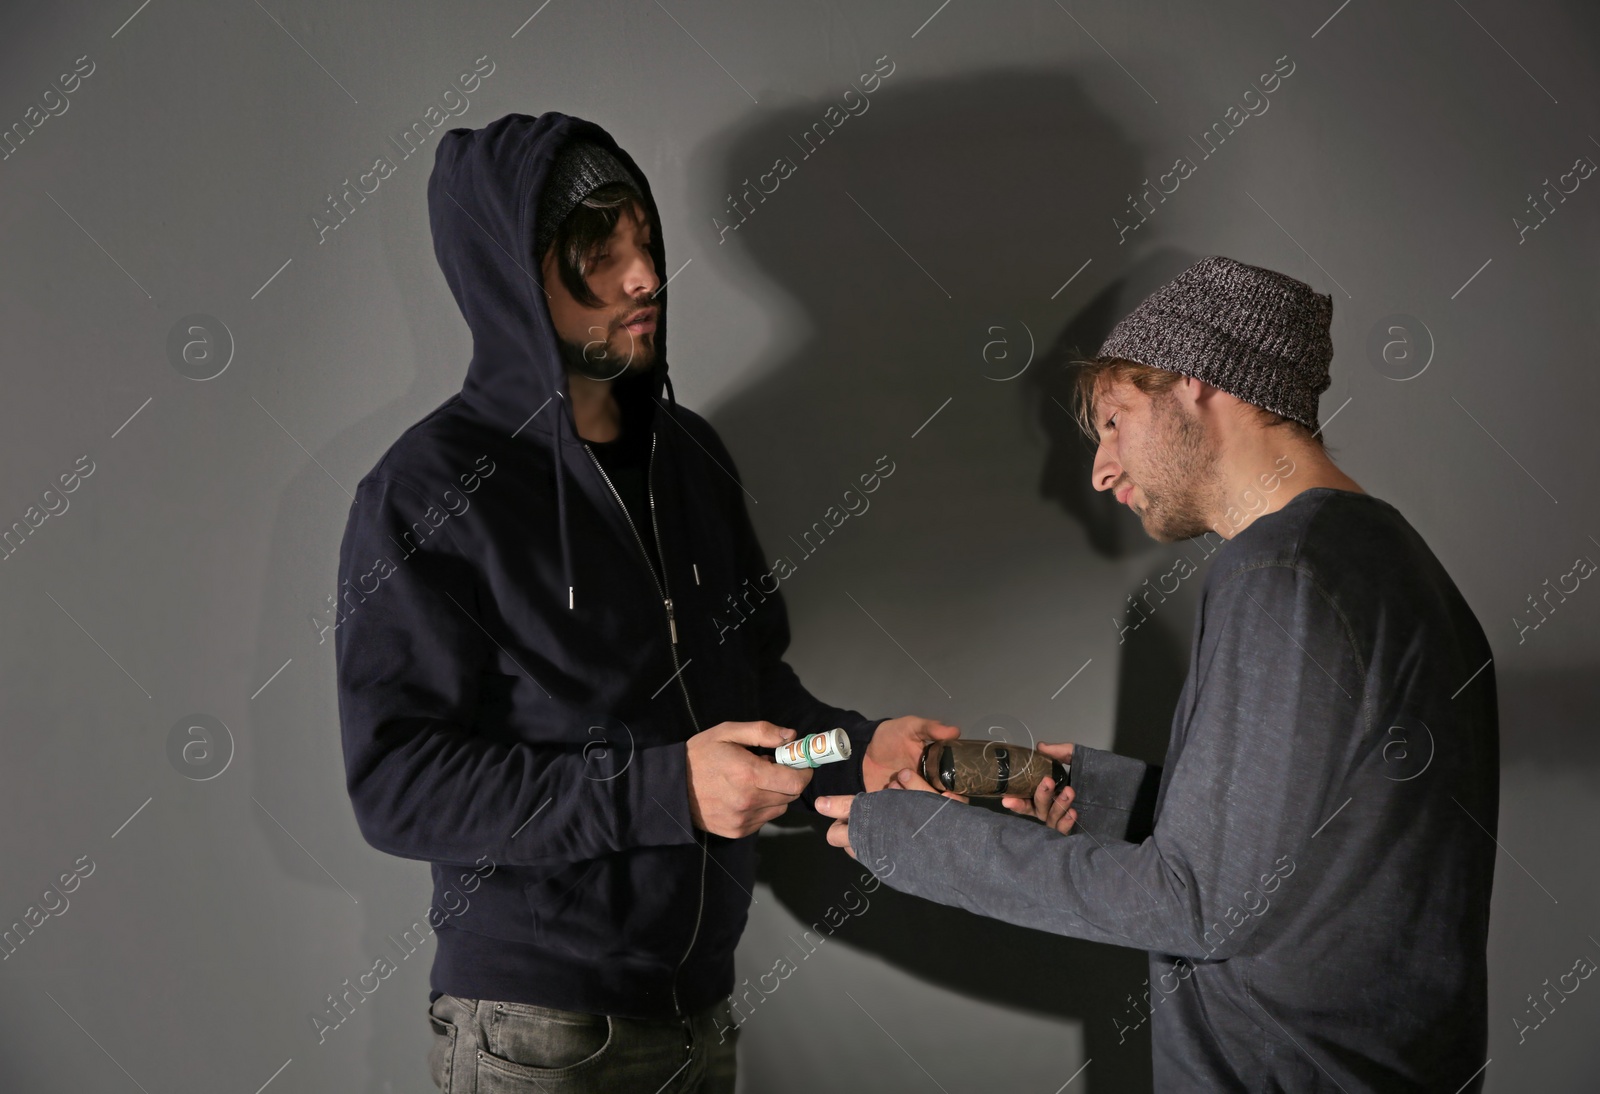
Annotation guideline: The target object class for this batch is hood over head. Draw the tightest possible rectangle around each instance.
[427,112,682,608]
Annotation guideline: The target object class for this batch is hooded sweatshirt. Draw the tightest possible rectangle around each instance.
[334,112,883,1019]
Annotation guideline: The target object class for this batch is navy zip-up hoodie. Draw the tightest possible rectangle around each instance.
[333,112,883,1019]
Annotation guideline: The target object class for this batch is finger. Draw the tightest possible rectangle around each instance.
[1031,776,1056,822]
[814,795,853,820]
[752,762,813,798]
[749,802,790,831]
[1034,741,1075,761]
[824,818,851,851]
[889,766,965,802]
[1046,782,1070,825]
[1047,784,1075,830]
[719,720,799,749]
[1047,803,1077,835]
[753,785,802,812]
[928,721,961,741]
[744,789,810,818]
[890,767,941,794]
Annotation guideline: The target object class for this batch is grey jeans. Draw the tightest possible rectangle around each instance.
[426,993,737,1093]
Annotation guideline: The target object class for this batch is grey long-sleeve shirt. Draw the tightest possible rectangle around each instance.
[850,487,1499,1092]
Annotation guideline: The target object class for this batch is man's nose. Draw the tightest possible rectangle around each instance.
[1091,444,1120,493]
[623,246,660,298]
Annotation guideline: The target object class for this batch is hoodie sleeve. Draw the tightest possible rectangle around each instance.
[847,562,1365,959]
[694,422,884,809]
[335,475,698,869]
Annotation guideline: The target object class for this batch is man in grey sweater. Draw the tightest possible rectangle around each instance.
[817,257,1499,1092]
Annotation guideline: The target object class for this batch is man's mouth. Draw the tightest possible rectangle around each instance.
[1115,483,1134,506]
[621,308,657,334]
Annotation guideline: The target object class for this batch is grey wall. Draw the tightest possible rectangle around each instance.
[2,1,1597,1091]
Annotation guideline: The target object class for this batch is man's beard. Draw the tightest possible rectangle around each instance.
[1133,393,1225,543]
[557,320,656,382]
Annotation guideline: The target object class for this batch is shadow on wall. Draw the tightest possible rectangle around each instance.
[690,68,1213,1093]
[1029,250,1207,771]
[1028,248,1197,562]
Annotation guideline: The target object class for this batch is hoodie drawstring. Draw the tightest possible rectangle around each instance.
[554,387,575,609]
[561,368,688,611]
[659,372,700,587]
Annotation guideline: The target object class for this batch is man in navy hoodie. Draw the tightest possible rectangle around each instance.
[334,112,955,1093]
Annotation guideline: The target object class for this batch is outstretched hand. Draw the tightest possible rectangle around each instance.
[999,741,1078,835]
[861,716,960,792]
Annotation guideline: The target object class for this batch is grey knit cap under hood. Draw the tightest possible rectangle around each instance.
[534,138,644,262]
[1096,256,1333,431]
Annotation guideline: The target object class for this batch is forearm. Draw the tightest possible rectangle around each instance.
[342,718,699,867]
[850,789,1217,957]
[848,563,1370,960]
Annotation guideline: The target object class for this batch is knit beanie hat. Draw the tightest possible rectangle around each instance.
[1095,256,1333,431]
[534,138,644,262]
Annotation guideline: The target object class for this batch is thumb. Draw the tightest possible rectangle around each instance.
[1034,741,1074,760]
[891,767,940,793]
[814,795,852,820]
[717,720,798,749]
[929,721,961,740]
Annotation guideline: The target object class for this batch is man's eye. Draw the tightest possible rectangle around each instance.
[1104,414,1117,430]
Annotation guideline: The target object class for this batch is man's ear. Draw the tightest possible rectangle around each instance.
[1182,375,1223,410]
[1172,374,1198,406]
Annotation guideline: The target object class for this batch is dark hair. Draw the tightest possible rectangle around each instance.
[543,182,656,308]
[1070,355,1324,449]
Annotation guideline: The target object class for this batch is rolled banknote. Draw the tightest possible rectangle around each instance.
[774,727,852,768]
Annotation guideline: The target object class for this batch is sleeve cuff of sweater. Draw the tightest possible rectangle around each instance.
[625,741,701,849]
[1066,744,1160,843]
[1067,744,1117,802]
[805,716,884,799]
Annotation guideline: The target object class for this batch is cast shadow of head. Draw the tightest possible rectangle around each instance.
[690,66,1205,1092]
[1027,245,1202,768]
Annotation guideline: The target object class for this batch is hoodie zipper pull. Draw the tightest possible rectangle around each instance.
[664,596,678,644]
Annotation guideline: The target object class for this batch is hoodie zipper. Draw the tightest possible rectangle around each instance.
[582,431,708,1018]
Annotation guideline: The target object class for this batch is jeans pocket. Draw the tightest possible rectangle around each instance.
[477,1000,614,1085]
[425,996,461,1091]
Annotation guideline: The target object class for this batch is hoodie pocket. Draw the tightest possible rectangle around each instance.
[523,845,709,962]
[522,860,604,938]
